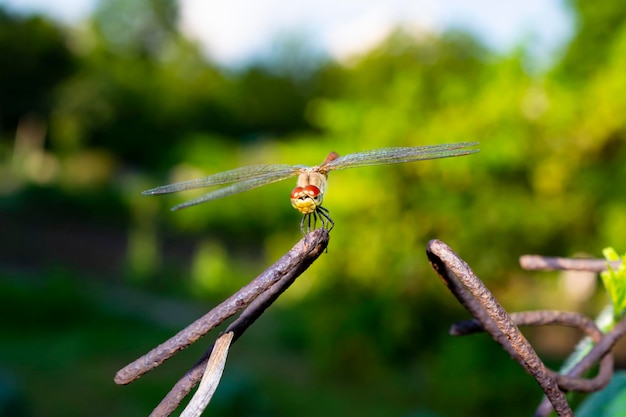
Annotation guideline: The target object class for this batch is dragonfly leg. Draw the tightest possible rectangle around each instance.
[300,213,314,235]
[300,207,334,234]
[316,206,334,232]
[299,214,307,235]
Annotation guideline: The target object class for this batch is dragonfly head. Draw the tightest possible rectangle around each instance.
[290,185,323,214]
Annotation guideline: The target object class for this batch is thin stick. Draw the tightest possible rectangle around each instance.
[115,228,329,385]
[149,230,328,417]
[519,255,621,272]
[533,315,626,417]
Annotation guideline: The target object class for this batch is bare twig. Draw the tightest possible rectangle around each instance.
[519,255,620,272]
[451,311,598,337]
[116,230,626,417]
[180,332,234,417]
[114,228,328,417]
[115,228,328,386]
[427,239,573,417]
[149,229,329,417]
[533,315,626,417]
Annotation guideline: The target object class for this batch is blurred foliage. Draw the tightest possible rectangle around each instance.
[2,0,626,416]
[602,248,626,321]
[0,8,74,130]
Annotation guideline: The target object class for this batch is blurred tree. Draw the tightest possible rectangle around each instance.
[0,7,74,132]
[93,0,179,57]
[48,0,319,168]
[556,0,626,82]
[222,65,314,137]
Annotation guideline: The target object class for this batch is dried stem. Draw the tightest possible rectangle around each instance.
[149,229,328,416]
[115,228,328,385]
[179,332,234,417]
[533,315,626,417]
[114,228,329,417]
[519,255,620,272]
[427,239,573,417]
[116,232,626,417]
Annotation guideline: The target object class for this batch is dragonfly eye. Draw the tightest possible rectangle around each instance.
[303,185,320,197]
[291,185,321,199]
[290,187,304,199]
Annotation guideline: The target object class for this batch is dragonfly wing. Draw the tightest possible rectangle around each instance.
[170,171,298,211]
[143,164,302,195]
[324,142,479,171]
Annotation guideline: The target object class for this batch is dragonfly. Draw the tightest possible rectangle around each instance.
[143,142,479,234]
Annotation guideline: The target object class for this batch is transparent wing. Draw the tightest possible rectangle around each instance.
[323,142,479,171]
[169,173,299,211]
[142,164,302,195]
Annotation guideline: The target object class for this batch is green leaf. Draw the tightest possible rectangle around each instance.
[600,247,626,319]
[603,247,621,262]
[577,372,626,417]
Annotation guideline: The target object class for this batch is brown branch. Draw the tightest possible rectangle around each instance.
[516,254,626,415]
[427,239,573,417]
[532,314,626,417]
[149,229,329,417]
[519,255,621,272]
[114,228,329,387]
[115,231,626,417]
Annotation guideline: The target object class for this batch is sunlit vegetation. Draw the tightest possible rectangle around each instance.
[2,0,626,415]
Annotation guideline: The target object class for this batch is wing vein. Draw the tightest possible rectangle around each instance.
[326,142,479,171]
[170,172,297,210]
[143,164,302,195]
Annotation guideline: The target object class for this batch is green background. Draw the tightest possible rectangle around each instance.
[1,1,626,416]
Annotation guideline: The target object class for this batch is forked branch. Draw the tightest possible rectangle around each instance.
[428,240,626,417]
[114,228,329,416]
[426,239,574,417]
